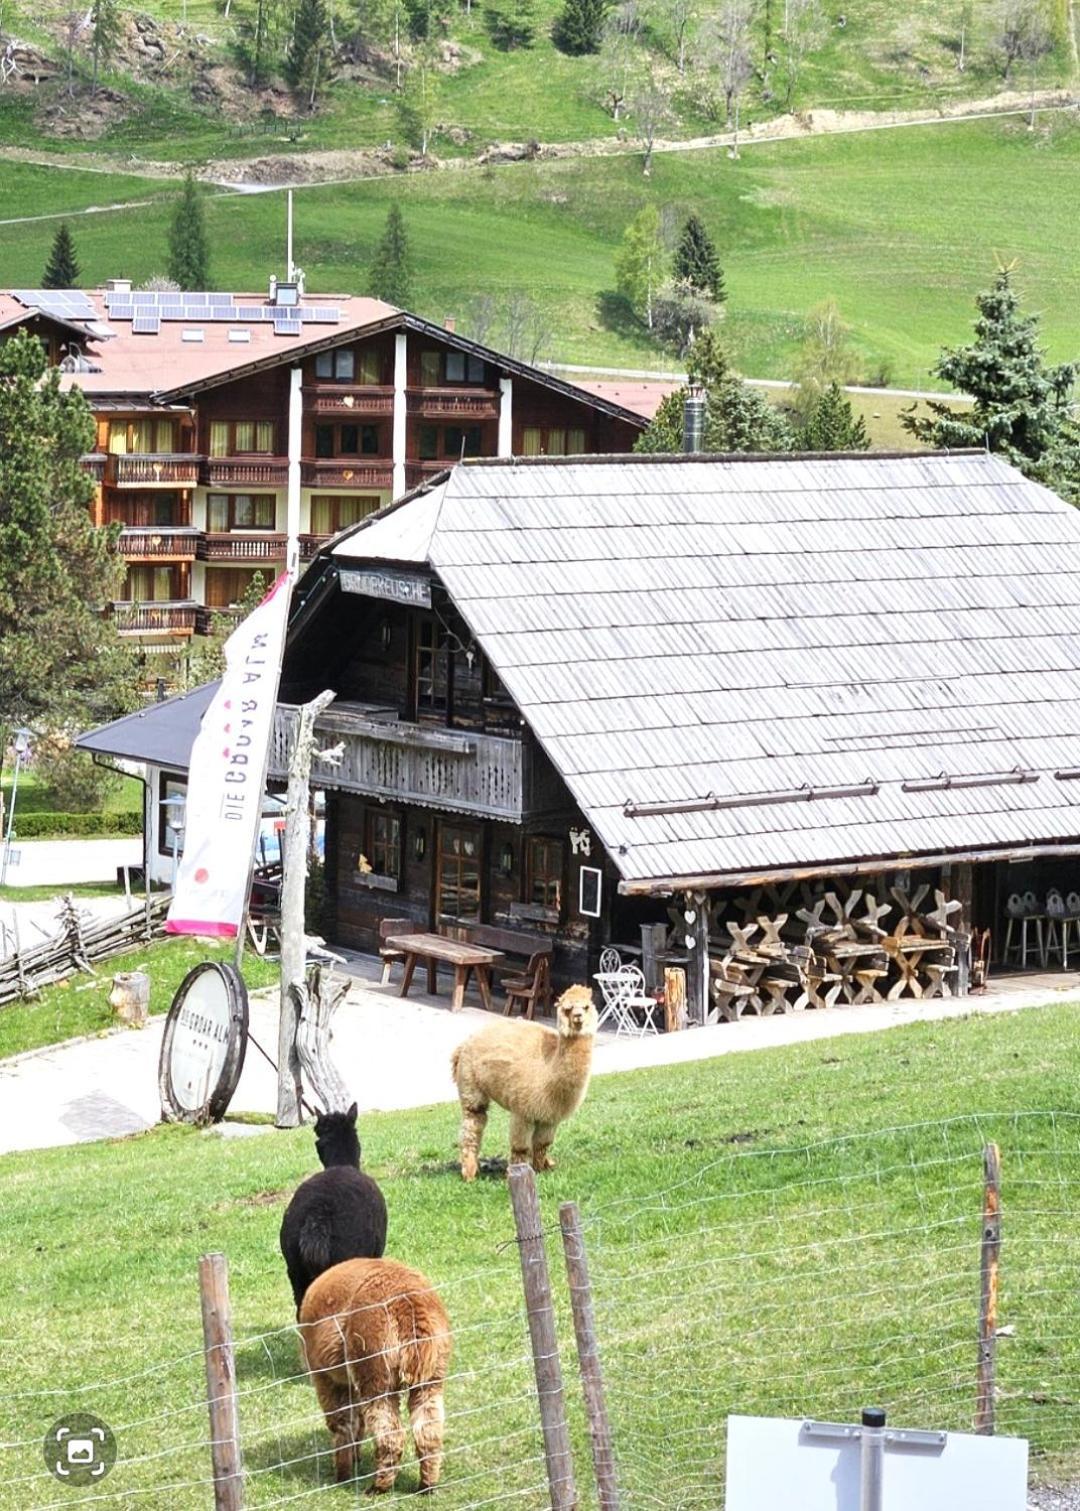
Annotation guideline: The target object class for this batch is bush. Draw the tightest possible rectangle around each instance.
[652,287,717,354]
[31,741,115,814]
[14,810,143,838]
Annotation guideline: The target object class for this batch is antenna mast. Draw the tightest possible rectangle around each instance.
[286,190,295,282]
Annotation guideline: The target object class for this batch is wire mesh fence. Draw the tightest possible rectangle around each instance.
[1,1110,1078,1509]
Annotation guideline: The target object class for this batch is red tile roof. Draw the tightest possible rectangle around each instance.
[571,379,680,420]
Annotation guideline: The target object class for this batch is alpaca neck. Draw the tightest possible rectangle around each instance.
[321,1147,360,1169]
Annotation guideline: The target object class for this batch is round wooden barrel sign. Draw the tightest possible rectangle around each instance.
[158,962,249,1124]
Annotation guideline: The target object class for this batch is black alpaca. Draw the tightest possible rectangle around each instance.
[279,1103,388,1314]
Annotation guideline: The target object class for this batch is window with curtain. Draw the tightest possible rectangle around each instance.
[521,427,542,457]
[359,348,381,384]
[126,565,176,602]
[567,428,586,454]
[205,569,261,608]
[154,418,176,452]
[309,495,380,535]
[420,350,441,385]
[107,422,128,455]
[209,421,229,457]
[437,824,482,920]
[208,493,229,532]
[364,809,401,879]
[208,494,276,531]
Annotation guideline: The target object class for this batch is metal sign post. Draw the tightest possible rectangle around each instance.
[802,1411,945,1511]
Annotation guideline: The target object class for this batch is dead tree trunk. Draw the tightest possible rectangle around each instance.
[277,689,336,1127]
[294,965,352,1113]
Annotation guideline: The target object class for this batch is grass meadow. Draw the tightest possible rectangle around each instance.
[1,998,1079,1507]
[3,116,1079,386]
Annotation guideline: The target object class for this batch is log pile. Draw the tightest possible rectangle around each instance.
[0,893,168,1008]
[707,878,964,1022]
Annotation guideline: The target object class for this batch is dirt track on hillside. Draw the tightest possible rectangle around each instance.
[0,86,1075,201]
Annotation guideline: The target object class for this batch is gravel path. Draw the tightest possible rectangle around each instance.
[1030,1486,1080,1509]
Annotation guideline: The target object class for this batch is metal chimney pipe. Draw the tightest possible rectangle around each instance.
[683,384,705,454]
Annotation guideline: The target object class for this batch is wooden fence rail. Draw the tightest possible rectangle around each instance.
[0,893,169,1008]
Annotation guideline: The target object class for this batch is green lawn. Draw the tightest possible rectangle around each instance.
[0,767,143,817]
[1,1001,1079,1506]
[3,116,1078,386]
[0,934,278,1059]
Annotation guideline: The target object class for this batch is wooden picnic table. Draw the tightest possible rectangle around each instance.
[387,932,504,1013]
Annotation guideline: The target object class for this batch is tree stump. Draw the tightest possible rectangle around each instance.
[110,970,150,1028]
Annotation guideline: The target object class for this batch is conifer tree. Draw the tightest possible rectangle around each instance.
[673,214,724,302]
[287,0,333,107]
[42,223,80,289]
[367,203,413,307]
[800,382,869,451]
[903,267,1080,500]
[90,0,121,94]
[553,0,606,55]
[166,173,211,292]
[635,329,794,453]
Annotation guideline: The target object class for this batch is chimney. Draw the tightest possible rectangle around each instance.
[105,278,132,295]
[683,383,705,454]
[444,316,456,333]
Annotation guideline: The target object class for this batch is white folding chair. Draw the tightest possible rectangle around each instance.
[593,966,659,1036]
[598,947,623,974]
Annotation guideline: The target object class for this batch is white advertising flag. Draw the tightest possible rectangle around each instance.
[166,572,293,938]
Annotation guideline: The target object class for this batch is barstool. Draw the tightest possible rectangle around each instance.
[1063,892,1080,967]
[1003,892,1045,968]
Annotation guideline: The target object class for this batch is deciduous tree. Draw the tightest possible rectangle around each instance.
[902,266,1080,502]
[625,53,673,173]
[792,296,860,414]
[0,330,137,741]
[615,204,666,327]
[367,203,414,306]
[598,0,641,117]
[395,46,441,155]
[167,173,212,291]
[779,0,822,109]
[42,223,80,289]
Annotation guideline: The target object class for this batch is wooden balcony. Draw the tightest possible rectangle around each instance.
[105,453,200,488]
[111,601,197,636]
[299,533,332,560]
[271,702,525,821]
[81,453,106,482]
[201,456,290,488]
[303,384,395,417]
[407,387,499,420]
[301,459,394,490]
[199,533,288,563]
[195,604,244,636]
[120,528,200,561]
[405,460,453,489]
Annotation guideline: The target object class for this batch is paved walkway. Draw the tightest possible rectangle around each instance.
[1,956,1078,1156]
[2,837,140,888]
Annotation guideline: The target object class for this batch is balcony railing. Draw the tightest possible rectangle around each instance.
[300,460,394,490]
[112,601,197,635]
[407,387,499,420]
[199,533,288,563]
[299,533,332,560]
[81,453,106,482]
[271,702,525,821]
[405,460,453,490]
[303,384,395,417]
[105,453,201,488]
[120,528,200,560]
[201,456,290,488]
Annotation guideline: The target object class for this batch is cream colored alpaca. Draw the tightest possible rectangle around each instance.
[450,984,597,1180]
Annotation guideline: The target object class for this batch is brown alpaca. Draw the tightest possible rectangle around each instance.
[298,1258,453,1494]
[450,984,597,1180]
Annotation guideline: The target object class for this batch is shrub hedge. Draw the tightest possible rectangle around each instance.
[14,811,143,838]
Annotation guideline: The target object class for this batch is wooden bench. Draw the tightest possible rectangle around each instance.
[378,916,412,985]
[465,924,554,1016]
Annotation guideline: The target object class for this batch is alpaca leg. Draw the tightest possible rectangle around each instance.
[365,1392,406,1494]
[508,1112,534,1170]
[312,1372,359,1483]
[532,1122,557,1172]
[409,1384,446,1493]
[459,1103,488,1182]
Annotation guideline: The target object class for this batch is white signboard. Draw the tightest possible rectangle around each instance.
[159,963,249,1124]
[725,1415,1028,1511]
[166,572,292,938]
[339,567,432,607]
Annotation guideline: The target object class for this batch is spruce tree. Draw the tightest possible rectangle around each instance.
[635,329,794,453]
[553,0,606,55]
[903,267,1079,477]
[166,173,211,292]
[287,0,333,106]
[368,204,413,307]
[42,223,80,289]
[800,382,869,451]
[673,214,724,302]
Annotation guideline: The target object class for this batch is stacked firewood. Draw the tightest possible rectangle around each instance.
[707,878,963,1022]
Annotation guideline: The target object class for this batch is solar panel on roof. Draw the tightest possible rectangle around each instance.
[302,308,341,324]
[161,305,185,319]
[273,319,301,336]
[108,305,134,321]
[132,291,157,304]
[184,306,214,321]
[132,315,160,335]
[236,306,270,320]
[208,294,233,307]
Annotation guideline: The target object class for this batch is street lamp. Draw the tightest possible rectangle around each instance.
[0,727,33,887]
[162,793,187,891]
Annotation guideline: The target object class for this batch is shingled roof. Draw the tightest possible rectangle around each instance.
[332,450,1080,891]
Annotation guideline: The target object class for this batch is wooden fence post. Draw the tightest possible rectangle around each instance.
[559,1201,620,1510]
[975,1143,1001,1434]
[199,1252,245,1510]
[508,1165,578,1511]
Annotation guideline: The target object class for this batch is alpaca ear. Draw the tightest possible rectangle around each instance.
[347,1102,358,1122]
